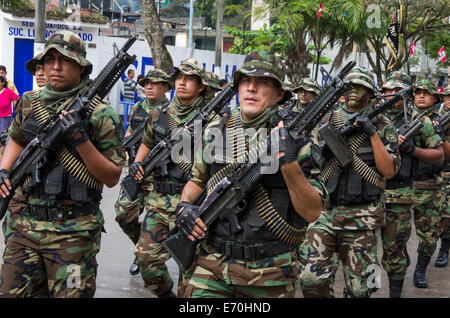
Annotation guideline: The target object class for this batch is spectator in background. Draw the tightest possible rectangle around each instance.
[123,69,137,105]
[0,65,18,95]
[0,76,19,131]
[136,74,146,102]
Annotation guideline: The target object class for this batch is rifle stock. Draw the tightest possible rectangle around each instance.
[0,36,137,220]
[162,61,357,271]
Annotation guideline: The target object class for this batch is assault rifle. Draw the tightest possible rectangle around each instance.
[0,36,137,220]
[123,101,171,163]
[396,107,434,141]
[318,85,414,167]
[162,60,356,271]
[120,84,236,201]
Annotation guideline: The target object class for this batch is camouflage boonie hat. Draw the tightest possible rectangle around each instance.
[204,71,222,91]
[138,69,173,89]
[382,71,412,90]
[26,30,92,76]
[441,84,450,96]
[171,58,208,86]
[415,78,439,95]
[233,50,292,103]
[345,66,375,94]
[293,78,321,95]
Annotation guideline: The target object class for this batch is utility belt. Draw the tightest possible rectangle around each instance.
[386,178,413,190]
[152,179,185,195]
[413,174,434,182]
[22,202,99,222]
[207,236,295,261]
[327,197,379,208]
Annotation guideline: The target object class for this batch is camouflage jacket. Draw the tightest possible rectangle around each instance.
[126,96,168,134]
[140,96,205,213]
[7,86,126,232]
[322,102,401,230]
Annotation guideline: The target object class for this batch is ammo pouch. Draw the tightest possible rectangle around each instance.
[207,236,295,261]
[23,202,99,222]
[386,153,414,189]
[153,180,185,195]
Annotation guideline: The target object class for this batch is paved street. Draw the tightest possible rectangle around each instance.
[0,173,449,298]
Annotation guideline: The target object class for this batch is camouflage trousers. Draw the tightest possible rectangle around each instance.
[182,243,298,298]
[114,187,148,244]
[134,207,187,297]
[0,217,101,298]
[413,185,442,257]
[439,172,450,240]
[299,212,379,298]
[381,202,413,280]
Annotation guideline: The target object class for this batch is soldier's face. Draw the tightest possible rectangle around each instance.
[345,84,370,109]
[298,89,316,105]
[414,89,437,109]
[43,49,86,92]
[35,64,48,88]
[144,80,168,101]
[384,87,404,107]
[443,95,450,110]
[175,73,205,105]
[238,76,285,122]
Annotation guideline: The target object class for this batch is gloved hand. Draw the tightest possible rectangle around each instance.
[399,137,415,154]
[129,161,143,179]
[175,201,201,237]
[278,126,306,166]
[59,111,89,147]
[434,123,446,141]
[355,115,377,136]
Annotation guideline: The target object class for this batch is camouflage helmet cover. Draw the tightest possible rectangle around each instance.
[345,66,375,94]
[204,71,222,90]
[382,71,412,90]
[415,78,439,95]
[293,77,321,95]
[171,58,208,86]
[233,50,292,103]
[441,84,450,96]
[139,69,173,90]
[26,30,92,76]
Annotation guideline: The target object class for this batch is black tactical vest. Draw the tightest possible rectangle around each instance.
[22,109,101,203]
[205,116,307,246]
[129,101,149,131]
[324,112,384,207]
[386,112,416,189]
[412,111,444,180]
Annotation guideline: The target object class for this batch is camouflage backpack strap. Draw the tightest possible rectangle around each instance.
[322,110,386,190]
[30,92,102,191]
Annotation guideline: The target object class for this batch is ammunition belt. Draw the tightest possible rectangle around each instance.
[321,110,386,190]
[31,93,103,191]
[207,236,295,261]
[23,202,99,222]
[206,115,304,246]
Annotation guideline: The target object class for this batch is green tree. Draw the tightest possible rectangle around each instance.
[425,21,450,69]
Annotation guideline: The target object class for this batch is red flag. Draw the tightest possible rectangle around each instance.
[318,2,323,18]
[438,46,446,63]
[410,41,415,56]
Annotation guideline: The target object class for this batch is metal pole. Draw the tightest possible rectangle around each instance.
[189,0,194,48]
[314,17,320,80]
[34,0,46,88]
[215,0,224,76]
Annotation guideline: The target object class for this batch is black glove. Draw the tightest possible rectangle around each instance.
[0,169,9,186]
[129,161,143,178]
[355,115,377,136]
[278,126,306,166]
[399,137,415,154]
[175,201,201,237]
[59,111,89,147]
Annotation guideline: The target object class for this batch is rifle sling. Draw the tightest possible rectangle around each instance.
[322,110,385,190]
[30,91,103,191]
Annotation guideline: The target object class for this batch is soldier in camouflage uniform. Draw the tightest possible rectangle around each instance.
[204,71,222,101]
[435,85,450,267]
[130,59,208,298]
[175,50,328,298]
[406,79,444,288]
[300,67,401,298]
[379,71,436,297]
[0,31,126,297]
[114,69,172,276]
[291,78,321,113]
